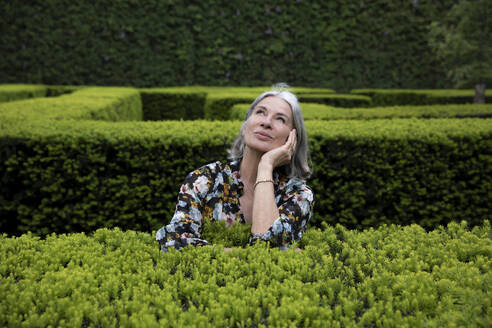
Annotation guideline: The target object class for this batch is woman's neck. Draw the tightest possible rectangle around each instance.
[239,147,263,187]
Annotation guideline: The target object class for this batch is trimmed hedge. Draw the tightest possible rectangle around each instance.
[203,91,360,120]
[0,84,48,103]
[351,89,491,106]
[231,103,492,120]
[0,84,84,104]
[0,221,490,327]
[139,89,207,121]
[1,115,491,235]
[137,86,335,120]
[298,94,371,108]
[204,92,258,120]
[0,1,458,89]
[0,87,142,125]
[1,85,491,234]
[0,119,237,235]
[308,118,492,229]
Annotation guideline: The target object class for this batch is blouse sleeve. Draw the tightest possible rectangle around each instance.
[249,181,314,249]
[156,166,214,251]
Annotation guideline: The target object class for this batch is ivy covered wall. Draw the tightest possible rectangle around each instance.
[0,0,458,90]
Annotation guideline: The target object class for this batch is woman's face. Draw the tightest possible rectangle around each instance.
[242,96,294,154]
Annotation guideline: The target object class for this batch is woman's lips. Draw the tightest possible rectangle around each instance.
[254,131,273,140]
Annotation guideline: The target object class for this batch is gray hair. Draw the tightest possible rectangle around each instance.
[228,83,312,179]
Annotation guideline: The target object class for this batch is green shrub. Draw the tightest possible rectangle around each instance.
[139,88,207,120]
[204,92,258,120]
[0,87,142,124]
[0,1,458,90]
[298,94,371,108]
[231,103,492,120]
[0,84,83,104]
[351,89,491,106]
[0,120,237,235]
[308,118,492,229]
[1,85,490,234]
[201,220,253,247]
[0,221,490,327]
[0,84,48,103]
[137,86,335,120]
[202,89,345,120]
[45,85,83,97]
[1,114,491,235]
[425,89,491,105]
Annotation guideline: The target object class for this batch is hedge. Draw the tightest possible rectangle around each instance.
[0,221,490,327]
[1,114,491,235]
[231,103,492,120]
[203,91,362,120]
[204,92,258,120]
[0,84,335,121]
[351,89,491,106]
[139,89,207,121]
[0,84,48,103]
[0,87,142,125]
[0,84,86,104]
[1,85,491,234]
[136,86,335,120]
[298,94,371,108]
[0,0,458,89]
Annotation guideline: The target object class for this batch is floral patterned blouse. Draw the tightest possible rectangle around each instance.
[156,160,314,251]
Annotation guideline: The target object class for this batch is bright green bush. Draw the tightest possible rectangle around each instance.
[0,84,48,103]
[351,89,491,106]
[0,221,490,327]
[0,86,143,124]
[231,103,492,120]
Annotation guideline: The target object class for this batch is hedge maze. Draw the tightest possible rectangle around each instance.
[0,84,490,326]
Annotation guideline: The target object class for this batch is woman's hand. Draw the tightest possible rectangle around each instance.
[259,129,297,170]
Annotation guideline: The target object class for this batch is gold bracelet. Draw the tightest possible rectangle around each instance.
[254,179,274,189]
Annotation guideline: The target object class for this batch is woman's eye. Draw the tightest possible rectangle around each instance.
[277,117,285,123]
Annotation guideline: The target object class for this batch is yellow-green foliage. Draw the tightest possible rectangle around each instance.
[0,87,142,128]
[351,89,490,106]
[0,221,490,327]
[0,84,48,103]
[231,103,492,120]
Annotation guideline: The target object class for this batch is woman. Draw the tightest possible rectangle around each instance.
[156,84,314,251]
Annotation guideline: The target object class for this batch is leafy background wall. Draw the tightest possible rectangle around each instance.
[0,0,459,90]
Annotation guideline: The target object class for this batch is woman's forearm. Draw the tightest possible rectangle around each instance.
[251,162,279,234]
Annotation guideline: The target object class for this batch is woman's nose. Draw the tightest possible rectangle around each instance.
[260,115,272,127]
